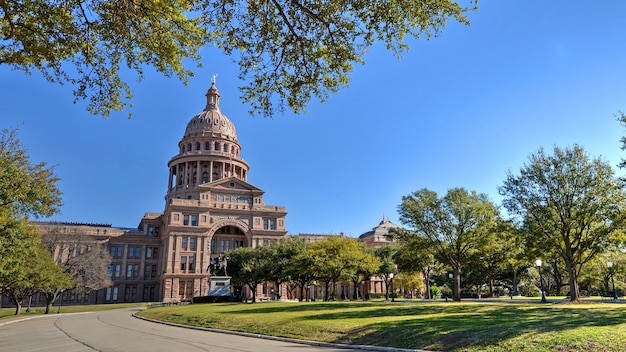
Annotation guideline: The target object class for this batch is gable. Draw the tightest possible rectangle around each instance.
[199,176,264,195]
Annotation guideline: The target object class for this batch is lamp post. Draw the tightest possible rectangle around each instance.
[448,272,453,302]
[389,273,395,302]
[535,259,546,303]
[57,289,65,314]
[608,261,617,300]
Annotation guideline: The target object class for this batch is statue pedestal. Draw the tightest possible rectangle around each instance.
[208,276,231,297]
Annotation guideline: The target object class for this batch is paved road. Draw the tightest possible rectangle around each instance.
[0,308,379,352]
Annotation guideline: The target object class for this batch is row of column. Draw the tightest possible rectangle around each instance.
[168,160,247,190]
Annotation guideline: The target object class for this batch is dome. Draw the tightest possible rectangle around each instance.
[183,82,238,141]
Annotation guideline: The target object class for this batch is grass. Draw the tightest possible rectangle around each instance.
[0,302,147,320]
[136,298,626,352]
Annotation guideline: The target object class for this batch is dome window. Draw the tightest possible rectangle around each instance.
[196,143,201,151]
[205,142,210,150]
[187,143,192,152]
[214,142,219,151]
[223,144,228,152]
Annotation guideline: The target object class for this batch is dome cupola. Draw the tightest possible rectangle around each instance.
[165,77,250,202]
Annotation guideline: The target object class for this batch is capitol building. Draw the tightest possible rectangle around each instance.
[3,81,397,306]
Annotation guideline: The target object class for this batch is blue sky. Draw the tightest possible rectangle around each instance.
[2,1,626,237]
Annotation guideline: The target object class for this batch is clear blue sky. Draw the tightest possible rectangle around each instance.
[2,1,626,237]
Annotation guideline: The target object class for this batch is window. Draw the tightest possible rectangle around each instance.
[143,285,156,301]
[205,142,210,150]
[180,256,187,271]
[188,255,195,272]
[106,286,119,302]
[183,214,198,226]
[146,247,159,259]
[144,264,158,279]
[210,239,215,254]
[196,142,200,150]
[148,226,155,237]
[214,142,219,151]
[263,218,276,230]
[179,281,194,296]
[125,264,139,279]
[109,264,121,278]
[182,237,188,250]
[109,245,123,258]
[128,246,141,259]
[190,237,197,250]
[124,285,137,302]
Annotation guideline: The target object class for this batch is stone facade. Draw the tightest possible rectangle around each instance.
[10,81,287,306]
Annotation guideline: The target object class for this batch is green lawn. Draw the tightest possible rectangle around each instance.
[136,299,626,352]
[0,302,147,320]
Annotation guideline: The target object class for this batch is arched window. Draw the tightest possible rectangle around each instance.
[196,143,200,150]
[214,142,219,151]
[202,172,209,184]
[187,143,192,152]
[223,144,228,152]
[205,142,210,150]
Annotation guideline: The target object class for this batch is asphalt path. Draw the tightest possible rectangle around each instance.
[0,308,397,352]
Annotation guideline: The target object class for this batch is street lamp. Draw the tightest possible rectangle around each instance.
[535,259,546,303]
[389,273,395,302]
[448,272,453,302]
[57,289,65,314]
[608,261,617,300]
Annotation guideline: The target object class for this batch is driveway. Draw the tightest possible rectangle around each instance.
[0,308,385,352]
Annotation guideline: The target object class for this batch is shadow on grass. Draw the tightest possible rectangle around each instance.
[323,304,626,350]
[221,301,626,351]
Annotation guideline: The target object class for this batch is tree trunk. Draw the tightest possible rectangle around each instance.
[453,266,461,302]
[423,269,432,299]
[324,281,330,301]
[566,261,579,302]
[512,269,519,296]
[14,302,22,315]
[248,284,257,303]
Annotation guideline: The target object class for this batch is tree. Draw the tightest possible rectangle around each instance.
[308,236,369,301]
[374,245,398,300]
[3,243,72,315]
[227,246,271,303]
[267,237,307,299]
[397,187,500,301]
[500,145,626,302]
[0,209,39,299]
[290,245,317,301]
[1,129,63,312]
[390,231,438,299]
[345,247,380,300]
[1,0,477,117]
[0,128,62,218]
[32,246,74,314]
[42,233,113,299]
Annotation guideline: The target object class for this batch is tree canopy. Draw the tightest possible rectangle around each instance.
[396,187,500,301]
[499,145,626,302]
[1,0,477,117]
[0,128,62,218]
